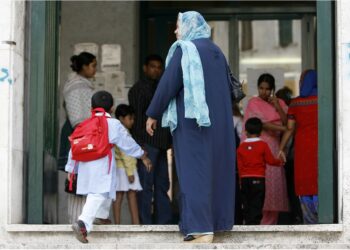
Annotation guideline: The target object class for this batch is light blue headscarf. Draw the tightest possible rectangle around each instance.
[161,11,211,133]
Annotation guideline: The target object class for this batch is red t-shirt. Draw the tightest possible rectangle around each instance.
[237,138,283,178]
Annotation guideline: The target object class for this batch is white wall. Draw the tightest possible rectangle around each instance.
[0,0,12,227]
[337,0,350,229]
[0,0,26,225]
[59,1,139,93]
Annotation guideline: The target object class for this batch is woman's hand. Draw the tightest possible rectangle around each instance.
[268,96,280,109]
[269,96,287,125]
[146,117,157,136]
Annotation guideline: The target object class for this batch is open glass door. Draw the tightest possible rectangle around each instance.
[236,16,315,106]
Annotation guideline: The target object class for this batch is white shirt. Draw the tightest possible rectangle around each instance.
[65,117,144,200]
[233,115,243,139]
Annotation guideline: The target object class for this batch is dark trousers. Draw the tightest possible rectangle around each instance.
[284,142,303,224]
[235,172,243,224]
[241,177,265,225]
[137,144,172,224]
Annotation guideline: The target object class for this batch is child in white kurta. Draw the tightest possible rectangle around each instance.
[65,91,152,243]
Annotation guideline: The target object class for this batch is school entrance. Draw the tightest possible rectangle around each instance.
[25,0,336,225]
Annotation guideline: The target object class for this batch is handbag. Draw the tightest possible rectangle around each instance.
[57,118,74,171]
[228,67,246,103]
[64,174,77,195]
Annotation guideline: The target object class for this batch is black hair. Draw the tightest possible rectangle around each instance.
[70,52,96,73]
[245,117,263,135]
[144,54,163,66]
[91,91,114,112]
[257,73,276,93]
[115,104,135,119]
[276,86,293,106]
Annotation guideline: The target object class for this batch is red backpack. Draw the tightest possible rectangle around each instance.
[69,108,114,173]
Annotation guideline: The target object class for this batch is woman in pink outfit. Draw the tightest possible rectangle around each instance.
[242,73,289,225]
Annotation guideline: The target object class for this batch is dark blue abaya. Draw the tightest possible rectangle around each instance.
[146,38,236,235]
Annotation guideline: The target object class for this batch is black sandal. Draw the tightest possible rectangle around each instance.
[183,234,214,243]
[184,235,196,241]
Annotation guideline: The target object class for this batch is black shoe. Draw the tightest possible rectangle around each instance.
[183,234,214,243]
[72,220,88,243]
[184,235,195,241]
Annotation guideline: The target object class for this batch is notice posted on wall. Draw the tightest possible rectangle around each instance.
[74,43,99,57]
[101,44,122,71]
[92,71,126,101]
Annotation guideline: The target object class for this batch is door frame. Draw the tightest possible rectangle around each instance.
[140,1,336,224]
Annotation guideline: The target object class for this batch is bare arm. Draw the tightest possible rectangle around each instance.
[263,122,286,132]
[276,103,287,125]
[269,96,287,125]
[279,119,296,151]
[264,143,284,166]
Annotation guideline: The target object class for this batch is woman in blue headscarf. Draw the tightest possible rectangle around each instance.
[146,11,235,242]
[279,70,318,224]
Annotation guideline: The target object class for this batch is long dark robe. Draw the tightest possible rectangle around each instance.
[146,38,235,235]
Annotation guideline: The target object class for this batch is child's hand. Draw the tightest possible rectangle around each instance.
[128,175,135,184]
[68,173,74,181]
[141,154,153,172]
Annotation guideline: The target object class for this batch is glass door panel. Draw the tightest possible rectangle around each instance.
[208,21,230,60]
[238,19,302,107]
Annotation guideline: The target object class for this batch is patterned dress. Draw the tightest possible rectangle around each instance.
[242,97,289,213]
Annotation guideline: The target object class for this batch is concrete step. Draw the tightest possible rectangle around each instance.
[2,224,344,249]
[1,242,350,249]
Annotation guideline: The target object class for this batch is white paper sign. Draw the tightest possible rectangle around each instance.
[101,44,121,71]
[91,72,106,91]
[108,71,125,99]
[74,43,99,57]
[91,71,126,101]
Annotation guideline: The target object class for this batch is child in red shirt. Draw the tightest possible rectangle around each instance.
[237,117,285,224]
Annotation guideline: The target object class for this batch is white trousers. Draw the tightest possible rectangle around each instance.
[78,193,112,232]
[68,194,86,224]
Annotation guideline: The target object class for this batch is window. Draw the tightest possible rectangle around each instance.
[279,20,293,47]
[241,21,253,51]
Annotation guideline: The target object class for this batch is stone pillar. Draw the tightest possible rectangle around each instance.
[337,0,350,233]
[0,0,26,225]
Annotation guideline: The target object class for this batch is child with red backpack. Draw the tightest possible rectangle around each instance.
[65,91,152,243]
